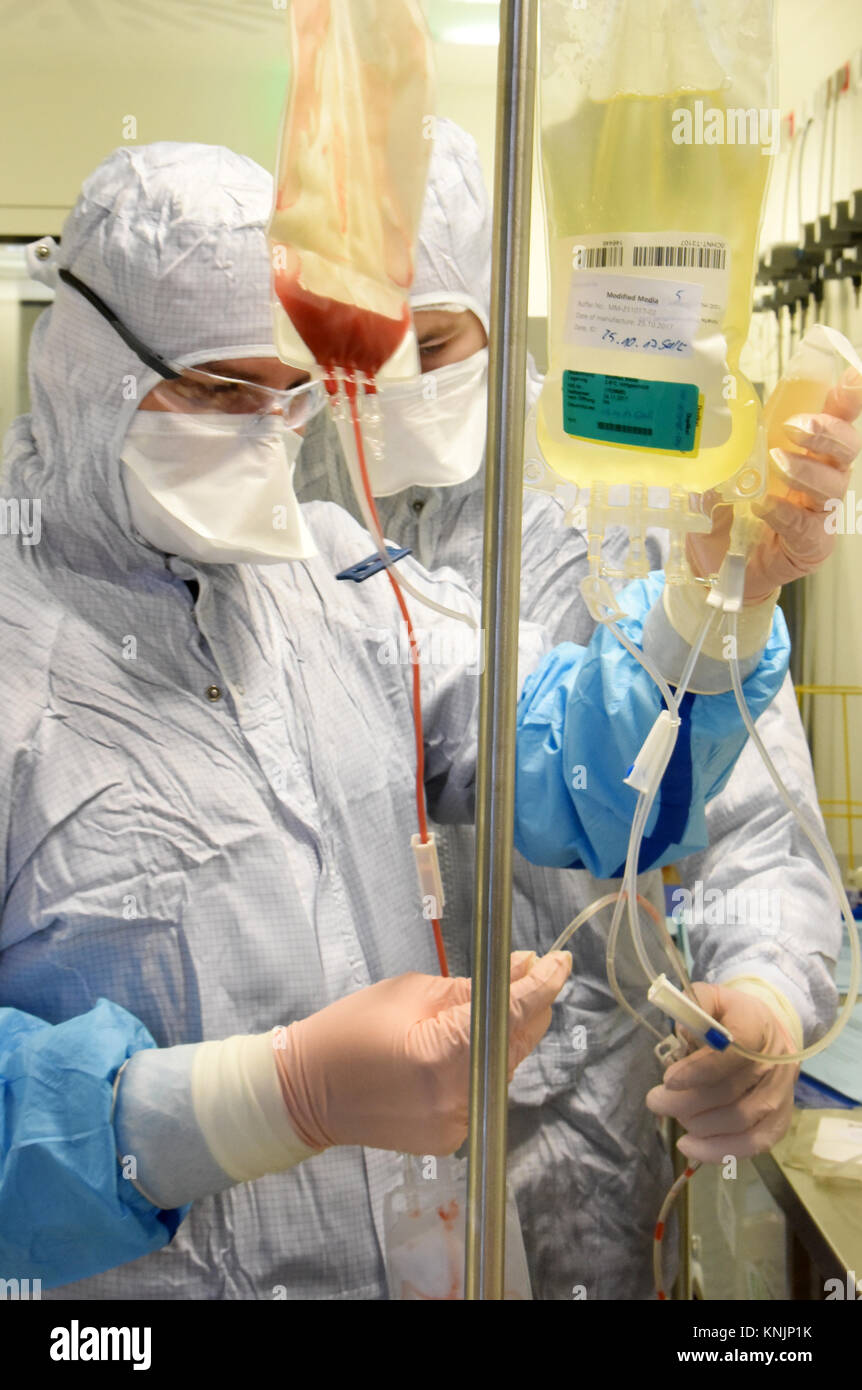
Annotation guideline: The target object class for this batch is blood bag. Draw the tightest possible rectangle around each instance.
[267,0,434,381]
[383,1156,532,1300]
[535,0,776,495]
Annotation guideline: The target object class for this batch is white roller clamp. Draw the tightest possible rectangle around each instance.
[648,973,733,1052]
[623,710,678,795]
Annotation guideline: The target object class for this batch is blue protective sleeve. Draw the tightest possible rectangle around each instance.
[0,998,188,1288]
[514,571,790,877]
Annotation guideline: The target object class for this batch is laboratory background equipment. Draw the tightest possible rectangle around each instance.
[751,49,862,884]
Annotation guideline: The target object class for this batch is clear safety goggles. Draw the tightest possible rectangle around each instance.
[58,267,326,427]
[142,366,326,425]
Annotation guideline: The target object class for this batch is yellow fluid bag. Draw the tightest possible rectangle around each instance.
[536,0,776,494]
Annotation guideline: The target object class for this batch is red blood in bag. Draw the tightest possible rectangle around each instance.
[273,258,409,377]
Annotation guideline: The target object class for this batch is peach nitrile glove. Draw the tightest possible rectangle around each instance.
[273,950,572,1156]
[645,981,799,1163]
[687,368,862,604]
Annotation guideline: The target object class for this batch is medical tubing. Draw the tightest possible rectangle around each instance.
[725,613,861,1064]
[624,795,695,998]
[599,619,678,998]
[619,607,718,996]
[573,616,677,1031]
[331,387,436,610]
[626,609,717,973]
[584,603,713,1031]
[566,590,714,1036]
[605,873,665,1041]
[618,790,693,1005]
[553,890,670,1042]
[342,381,449,977]
[653,1161,700,1300]
[345,387,478,630]
[551,890,667,954]
[635,608,725,1001]
[622,794,662,983]
[605,616,679,721]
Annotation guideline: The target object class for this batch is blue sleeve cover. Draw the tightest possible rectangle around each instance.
[0,997,187,1288]
[514,571,790,877]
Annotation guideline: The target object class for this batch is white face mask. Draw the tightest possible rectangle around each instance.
[120,411,316,565]
[370,348,489,496]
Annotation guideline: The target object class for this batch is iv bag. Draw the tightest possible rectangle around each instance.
[535,0,776,494]
[763,323,862,499]
[268,0,435,381]
[383,1157,532,1301]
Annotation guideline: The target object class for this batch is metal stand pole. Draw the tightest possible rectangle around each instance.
[465,0,538,1302]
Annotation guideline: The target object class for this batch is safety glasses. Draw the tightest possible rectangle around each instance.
[58,267,327,426]
[141,367,326,426]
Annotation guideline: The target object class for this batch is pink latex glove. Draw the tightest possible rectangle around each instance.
[645,982,799,1163]
[687,369,862,604]
[274,950,572,1156]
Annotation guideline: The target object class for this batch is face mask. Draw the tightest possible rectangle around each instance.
[370,348,489,496]
[120,411,316,565]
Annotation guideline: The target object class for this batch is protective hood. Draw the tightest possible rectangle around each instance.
[412,117,491,334]
[411,116,540,397]
[2,142,278,578]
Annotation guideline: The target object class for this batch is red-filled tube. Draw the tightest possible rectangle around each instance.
[343,377,449,978]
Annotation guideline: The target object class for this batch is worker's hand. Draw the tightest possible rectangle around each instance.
[687,369,862,604]
[273,950,572,1156]
[645,982,799,1162]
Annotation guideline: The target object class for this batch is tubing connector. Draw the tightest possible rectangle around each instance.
[411,832,445,919]
[623,711,678,794]
[647,974,733,1052]
[706,550,747,615]
[580,574,628,625]
[654,1034,689,1068]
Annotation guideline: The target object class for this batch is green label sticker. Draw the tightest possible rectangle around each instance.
[562,370,700,453]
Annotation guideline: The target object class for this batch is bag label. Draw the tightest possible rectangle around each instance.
[564,233,729,365]
[562,369,701,453]
[565,271,702,359]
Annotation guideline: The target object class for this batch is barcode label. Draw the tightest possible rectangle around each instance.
[563,370,700,452]
[632,244,726,270]
[597,421,654,436]
[580,244,623,268]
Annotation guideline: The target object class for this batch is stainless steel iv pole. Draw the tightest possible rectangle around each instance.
[465,0,538,1301]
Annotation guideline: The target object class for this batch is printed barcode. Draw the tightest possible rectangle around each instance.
[582,245,623,268]
[597,422,654,436]
[632,244,726,270]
